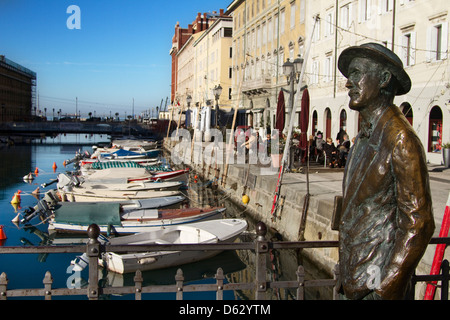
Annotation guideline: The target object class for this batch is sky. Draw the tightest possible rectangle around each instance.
[0,0,230,118]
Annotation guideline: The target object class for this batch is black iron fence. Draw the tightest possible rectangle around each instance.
[0,222,448,300]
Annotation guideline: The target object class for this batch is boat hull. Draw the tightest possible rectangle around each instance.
[83,168,189,183]
[103,247,223,274]
[72,181,182,192]
[60,190,182,202]
[99,219,247,273]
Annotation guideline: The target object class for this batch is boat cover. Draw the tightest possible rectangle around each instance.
[53,202,121,226]
[105,149,142,157]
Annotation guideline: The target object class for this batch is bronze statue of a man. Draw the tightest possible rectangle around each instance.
[336,43,435,300]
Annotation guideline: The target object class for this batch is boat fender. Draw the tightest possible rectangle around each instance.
[10,190,21,205]
[138,257,157,265]
[0,225,6,240]
[11,212,21,224]
[23,172,34,181]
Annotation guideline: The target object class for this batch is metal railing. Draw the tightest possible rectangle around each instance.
[0,222,449,300]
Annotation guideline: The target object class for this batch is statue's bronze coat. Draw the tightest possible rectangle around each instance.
[337,43,435,300]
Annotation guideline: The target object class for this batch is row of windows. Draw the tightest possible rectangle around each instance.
[309,22,447,87]
[234,0,306,58]
[235,0,300,30]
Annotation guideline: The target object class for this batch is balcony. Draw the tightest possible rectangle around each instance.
[242,76,272,96]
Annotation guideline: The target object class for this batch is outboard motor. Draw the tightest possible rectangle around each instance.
[20,199,52,225]
[20,207,37,225]
[42,190,59,207]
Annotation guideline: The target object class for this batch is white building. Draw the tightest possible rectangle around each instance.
[304,0,449,164]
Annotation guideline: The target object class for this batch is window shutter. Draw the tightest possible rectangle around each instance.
[441,22,448,60]
[358,0,362,23]
[349,3,353,26]
[410,31,416,65]
[367,0,372,20]
[399,34,407,65]
[426,26,432,62]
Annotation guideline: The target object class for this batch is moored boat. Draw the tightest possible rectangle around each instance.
[92,148,160,160]
[59,189,182,202]
[72,218,247,274]
[47,203,226,234]
[55,172,183,192]
[81,167,189,183]
[17,190,186,225]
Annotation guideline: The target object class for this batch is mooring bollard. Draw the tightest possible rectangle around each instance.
[87,224,101,300]
[255,221,268,300]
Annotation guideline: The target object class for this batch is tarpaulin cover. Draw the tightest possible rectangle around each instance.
[53,202,121,226]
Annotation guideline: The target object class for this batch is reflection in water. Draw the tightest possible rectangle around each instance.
[0,145,32,198]
[2,139,333,300]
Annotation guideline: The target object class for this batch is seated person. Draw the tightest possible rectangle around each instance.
[337,134,351,167]
[323,137,338,167]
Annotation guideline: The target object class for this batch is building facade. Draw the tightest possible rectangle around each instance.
[169,0,449,164]
[171,9,233,139]
[227,0,306,131]
[170,13,211,105]
[191,12,233,133]
[305,0,449,164]
[0,55,36,122]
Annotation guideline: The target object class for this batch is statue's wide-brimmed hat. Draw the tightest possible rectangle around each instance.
[338,42,411,95]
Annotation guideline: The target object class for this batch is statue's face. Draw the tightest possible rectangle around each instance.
[345,57,383,112]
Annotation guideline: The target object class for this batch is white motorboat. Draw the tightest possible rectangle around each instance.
[47,203,226,234]
[55,172,183,192]
[59,189,182,202]
[72,219,247,274]
[49,172,182,202]
[81,167,189,183]
[111,139,159,150]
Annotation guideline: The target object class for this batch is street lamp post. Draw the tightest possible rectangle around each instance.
[282,56,303,132]
[213,84,222,128]
[186,95,192,127]
[282,56,303,169]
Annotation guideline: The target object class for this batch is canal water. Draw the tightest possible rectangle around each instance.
[0,134,330,300]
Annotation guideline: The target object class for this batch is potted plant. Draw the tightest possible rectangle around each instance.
[442,142,450,168]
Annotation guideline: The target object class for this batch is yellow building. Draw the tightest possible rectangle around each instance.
[191,13,233,133]
[227,0,306,131]
[171,10,233,137]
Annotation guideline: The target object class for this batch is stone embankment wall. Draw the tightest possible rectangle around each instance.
[164,138,340,277]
